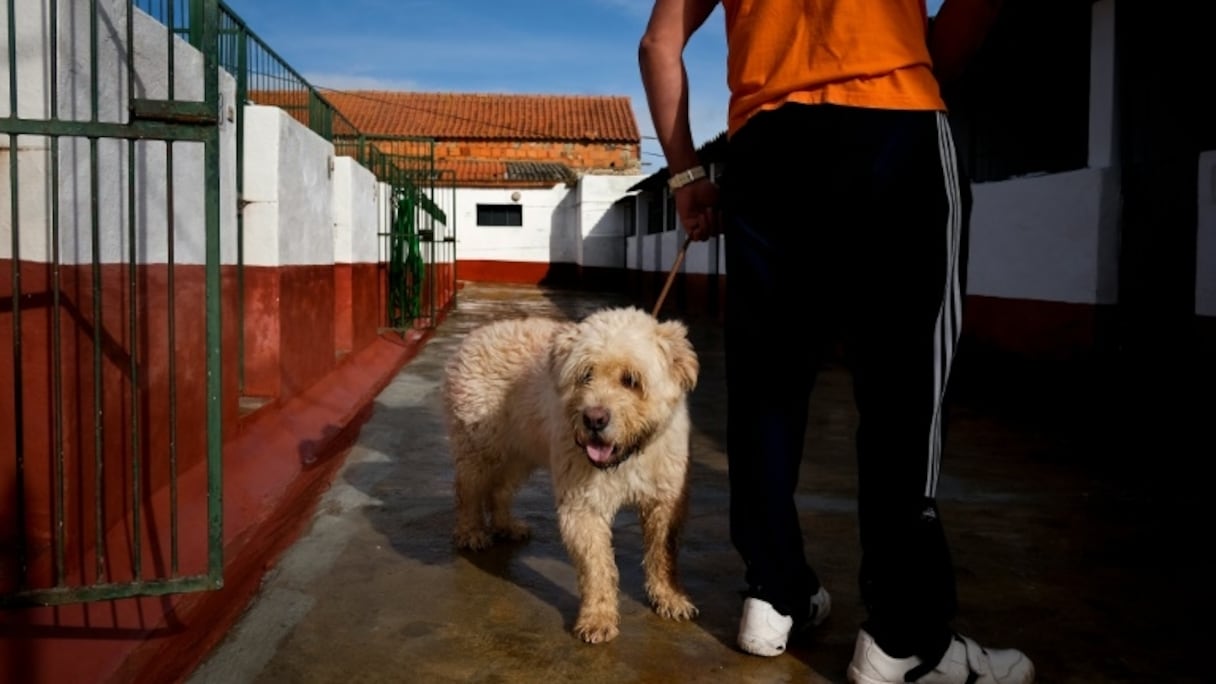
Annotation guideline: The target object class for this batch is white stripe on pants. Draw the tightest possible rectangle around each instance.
[925,111,964,499]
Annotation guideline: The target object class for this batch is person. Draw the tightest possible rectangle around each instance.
[637,1,1034,683]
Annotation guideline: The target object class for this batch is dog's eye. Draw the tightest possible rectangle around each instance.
[579,368,594,385]
[620,370,640,390]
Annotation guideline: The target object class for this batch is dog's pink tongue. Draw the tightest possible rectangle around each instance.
[586,443,614,464]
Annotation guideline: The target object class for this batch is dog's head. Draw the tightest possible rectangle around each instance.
[549,307,698,469]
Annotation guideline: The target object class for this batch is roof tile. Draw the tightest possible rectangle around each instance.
[426,159,578,188]
[320,91,640,143]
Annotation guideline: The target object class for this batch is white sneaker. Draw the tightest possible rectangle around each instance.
[737,586,832,656]
[808,585,832,627]
[847,629,1034,684]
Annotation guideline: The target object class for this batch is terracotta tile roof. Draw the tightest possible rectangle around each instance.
[247,89,309,110]
[504,161,579,184]
[425,159,579,188]
[320,91,640,144]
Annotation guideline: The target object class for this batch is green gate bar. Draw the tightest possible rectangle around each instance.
[0,0,224,606]
[2,0,455,608]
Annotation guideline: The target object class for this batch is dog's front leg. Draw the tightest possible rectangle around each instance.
[640,495,698,621]
[558,503,620,644]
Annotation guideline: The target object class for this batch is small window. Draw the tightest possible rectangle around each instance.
[477,204,522,227]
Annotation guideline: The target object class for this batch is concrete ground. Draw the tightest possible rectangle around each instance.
[187,282,1210,684]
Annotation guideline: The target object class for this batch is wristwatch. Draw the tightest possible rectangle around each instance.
[667,165,706,191]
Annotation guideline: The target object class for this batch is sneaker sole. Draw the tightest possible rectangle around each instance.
[847,653,1037,684]
[738,636,786,657]
[846,665,887,684]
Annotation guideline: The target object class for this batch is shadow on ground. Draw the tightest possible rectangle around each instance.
[190,282,1210,684]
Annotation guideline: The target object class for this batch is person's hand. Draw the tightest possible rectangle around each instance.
[674,178,721,242]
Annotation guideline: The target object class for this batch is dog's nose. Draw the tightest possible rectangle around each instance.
[582,407,610,431]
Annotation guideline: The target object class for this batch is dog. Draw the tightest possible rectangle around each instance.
[441,306,700,643]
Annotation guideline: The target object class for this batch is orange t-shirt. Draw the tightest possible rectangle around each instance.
[722,0,946,136]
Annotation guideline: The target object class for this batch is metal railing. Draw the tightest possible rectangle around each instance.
[212,2,453,347]
[1,0,223,606]
[1,0,457,607]
[360,137,455,329]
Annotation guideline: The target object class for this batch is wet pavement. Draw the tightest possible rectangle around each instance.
[187,282,1209,684]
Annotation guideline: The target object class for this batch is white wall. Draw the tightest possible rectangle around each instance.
[644,230,685,274]
[376,181,392,256]
[451,175,653,267]
[628,194,648,270]
[0,1,238,266]
[578,174,647,269]
[967,168,1120,304]
[1197,150,1216,317]
[629,230,724,278]
[684,236,720,275]
[332,156,379,264]
[429,184,456,267]
[0,0,126,122]
[948,0,1120,306]
[0,0,49,120]
[428,184,456,243]
[453,184,572,263]
[242,105,335,267]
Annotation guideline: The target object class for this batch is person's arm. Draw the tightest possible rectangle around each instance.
[929,0,1005,85]
[638,0,721,241]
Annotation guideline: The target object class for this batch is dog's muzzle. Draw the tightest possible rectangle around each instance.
[577,407,628,468]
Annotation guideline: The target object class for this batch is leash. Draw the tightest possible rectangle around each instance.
[651,236,692,317]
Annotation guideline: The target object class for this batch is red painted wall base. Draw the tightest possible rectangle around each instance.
[0,330,430,684]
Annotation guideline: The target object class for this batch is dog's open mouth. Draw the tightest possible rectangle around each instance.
[584,438,616,467]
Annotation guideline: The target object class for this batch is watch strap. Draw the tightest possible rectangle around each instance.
[667,165,706,191]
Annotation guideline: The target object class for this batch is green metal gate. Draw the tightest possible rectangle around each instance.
[389,186,424,326]
[1,0,223,605]
[357,140,450,331]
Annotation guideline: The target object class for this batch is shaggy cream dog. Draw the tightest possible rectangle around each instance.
[441,306,700,643]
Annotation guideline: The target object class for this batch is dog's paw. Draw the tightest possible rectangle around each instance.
[493,519,531,542]
[452,527,494,551]
[574,612,620,644]
[652,592,699,621]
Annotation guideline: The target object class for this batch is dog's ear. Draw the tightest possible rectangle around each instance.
[657,320,699,393]
[548,323,579,385]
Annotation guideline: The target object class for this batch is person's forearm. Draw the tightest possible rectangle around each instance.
[929,0,1004,85]
[639,34,701,173]
[639,0,718,173]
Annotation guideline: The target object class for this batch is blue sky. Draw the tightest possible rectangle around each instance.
[223,0,945,172]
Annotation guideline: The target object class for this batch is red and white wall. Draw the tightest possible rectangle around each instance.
[334,156,382,359]
[960,0,1120,360]
[0,0,241,593]
[241,104,340,401]
[1,0,408,665]
[0,2,454,680]
[452,173,646,284]
[626,183,726,315]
